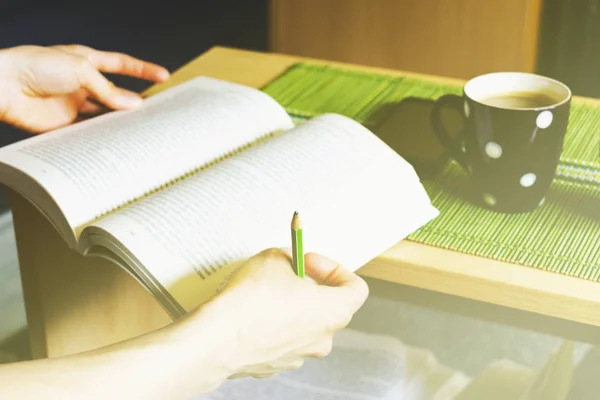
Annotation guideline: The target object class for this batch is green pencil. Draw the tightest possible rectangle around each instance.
[291,211,304,278]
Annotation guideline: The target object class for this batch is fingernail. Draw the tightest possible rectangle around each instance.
[118,94,143,108]
[158,69,170,81]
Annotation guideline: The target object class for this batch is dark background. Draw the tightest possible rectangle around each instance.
[536,0,600,99]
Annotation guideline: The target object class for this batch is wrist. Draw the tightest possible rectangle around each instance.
[175,301,243,373]
[158,303,242,393]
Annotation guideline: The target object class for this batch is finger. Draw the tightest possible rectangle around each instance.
[57,44,170,82]
[79,100,103,115]
[305,252,369,312]
[91,52,170,82]
[237,357,305,377]
[305,253,365,289]
[284,359,305,370]
[228,373,251,379]
[302,339,333,358]
[251,373,276,379]
[229,371,277,379]
[77,60,143,109]
[256,248,294,274]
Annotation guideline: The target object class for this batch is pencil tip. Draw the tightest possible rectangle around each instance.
[291,210,302,230]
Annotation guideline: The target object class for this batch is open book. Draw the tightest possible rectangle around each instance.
[0,76,438,319]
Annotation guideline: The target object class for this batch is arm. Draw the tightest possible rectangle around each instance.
[0,249,368,399]
[0,312,231,400]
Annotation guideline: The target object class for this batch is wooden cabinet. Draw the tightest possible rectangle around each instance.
[269,0,542,80]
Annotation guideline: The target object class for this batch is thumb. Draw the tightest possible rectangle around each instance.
[77,60,143,109]
[305,253,361,287]
[305,252,369,310]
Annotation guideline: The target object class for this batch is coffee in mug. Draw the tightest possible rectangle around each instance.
[479,91,557,109]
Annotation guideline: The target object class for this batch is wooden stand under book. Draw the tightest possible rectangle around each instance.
[8,188,171,357]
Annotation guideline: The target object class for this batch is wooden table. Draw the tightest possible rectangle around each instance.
[12,46,600,359]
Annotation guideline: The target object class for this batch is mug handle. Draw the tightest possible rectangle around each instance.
[430,94,467,169]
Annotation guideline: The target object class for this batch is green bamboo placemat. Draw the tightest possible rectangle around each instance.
[262,63,600,281]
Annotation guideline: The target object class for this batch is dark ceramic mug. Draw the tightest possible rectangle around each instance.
[431,72,572,213]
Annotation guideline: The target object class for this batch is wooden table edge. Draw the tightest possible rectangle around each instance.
[146,46,600,327]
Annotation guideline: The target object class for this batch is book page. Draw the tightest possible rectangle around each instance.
[0,76,294,229]
[195,328,470,400]
[84,113,439,312]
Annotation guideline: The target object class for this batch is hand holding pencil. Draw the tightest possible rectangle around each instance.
[202,246,369,380]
